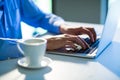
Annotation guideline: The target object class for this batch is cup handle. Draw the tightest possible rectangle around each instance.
[17,41,24,54]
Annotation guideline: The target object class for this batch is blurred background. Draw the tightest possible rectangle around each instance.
[21,0,113,38]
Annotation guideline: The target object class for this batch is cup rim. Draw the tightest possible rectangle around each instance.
[18,38,47,46]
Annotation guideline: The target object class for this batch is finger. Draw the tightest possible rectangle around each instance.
[81,27,94,42]
[61,47,75,53]
[77,37,90,49]
[87,28,97,42]
[61,41,76,53]
[65,34,89,50]
[65,41,77,50]
[64,34,85,49]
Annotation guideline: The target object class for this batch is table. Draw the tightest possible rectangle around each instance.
[0,22,120,80]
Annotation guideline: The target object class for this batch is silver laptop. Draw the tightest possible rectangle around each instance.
[47,1,119,58]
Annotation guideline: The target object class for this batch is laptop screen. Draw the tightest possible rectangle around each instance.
[96,1,120,57]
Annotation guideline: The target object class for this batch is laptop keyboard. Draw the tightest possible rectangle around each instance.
[77,38,100,53]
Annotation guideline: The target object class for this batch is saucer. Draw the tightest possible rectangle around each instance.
[17,57,52,69]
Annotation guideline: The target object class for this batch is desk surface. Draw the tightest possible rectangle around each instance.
[0,22,120,80]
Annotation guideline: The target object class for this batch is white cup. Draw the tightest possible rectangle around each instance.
[17,38,47,67]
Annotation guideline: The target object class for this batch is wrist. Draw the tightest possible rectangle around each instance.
[60,24,68,34]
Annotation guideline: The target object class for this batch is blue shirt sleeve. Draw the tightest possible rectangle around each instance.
[20,0,64,34]
[0,40,23,60]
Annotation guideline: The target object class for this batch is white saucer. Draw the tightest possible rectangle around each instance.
[18,57,52,69]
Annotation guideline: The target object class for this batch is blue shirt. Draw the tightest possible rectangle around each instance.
[0,0,64,60]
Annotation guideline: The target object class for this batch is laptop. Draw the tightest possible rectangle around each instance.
[47,1,119,58]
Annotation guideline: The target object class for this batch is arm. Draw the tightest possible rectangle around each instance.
[20,0,64,34]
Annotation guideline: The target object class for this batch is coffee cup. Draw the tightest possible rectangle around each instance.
[17,38,47,67]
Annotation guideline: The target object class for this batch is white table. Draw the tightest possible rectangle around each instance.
[0,22,120,80]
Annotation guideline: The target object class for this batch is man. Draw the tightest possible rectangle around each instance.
[0,0,96,60]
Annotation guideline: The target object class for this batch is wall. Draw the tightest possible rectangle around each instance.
[53,0,108,24]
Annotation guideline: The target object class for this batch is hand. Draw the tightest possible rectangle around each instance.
[60,24,97,43]
[46,34,89,51]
